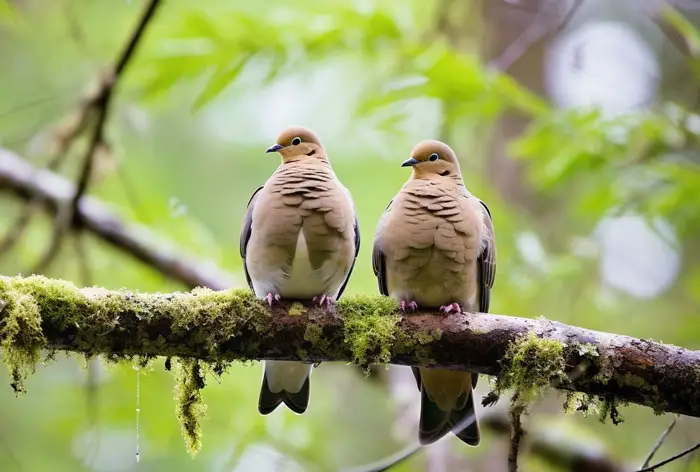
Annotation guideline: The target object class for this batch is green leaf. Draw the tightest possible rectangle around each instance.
[190,57,249,112]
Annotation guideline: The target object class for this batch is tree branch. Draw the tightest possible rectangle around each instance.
[0,275,699,420]
[482,409,624,472]
[0,147,235,290]
[33,0,162,273]
[637,442,700,472]
[508,393,526,472]
[640,414,680,469]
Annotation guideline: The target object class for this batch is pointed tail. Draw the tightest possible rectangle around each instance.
[258,361,311,415]
[415,367,480,446]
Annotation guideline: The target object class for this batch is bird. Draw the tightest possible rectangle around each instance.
[372,139,496,446]
[240,126,360,415]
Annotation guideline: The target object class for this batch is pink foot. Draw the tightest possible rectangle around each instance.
[440,303,462,314]
[265,292,281,307]
[312,294,335,307]
[400,300,419,312]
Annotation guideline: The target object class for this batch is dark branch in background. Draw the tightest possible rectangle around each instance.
[484,410,624,472]
[0,277,699,419]
[32,0,162,274]
[640,414,680,469]
[487,0,582,72]
[346,408,625,472]
[0,148,236,290]
[637,442,700,472]
[508,393,526,472]
[0,203,36,257]
[0,87,90,264]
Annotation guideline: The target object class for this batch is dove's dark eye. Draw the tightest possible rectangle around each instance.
[428,153,439,161]
[291,137,302,145]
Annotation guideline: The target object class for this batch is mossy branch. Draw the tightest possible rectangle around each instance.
[1,275,700,422]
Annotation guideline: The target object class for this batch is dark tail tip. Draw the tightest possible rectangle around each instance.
[258,374,310,415]
[418,383,481,446]
[452,392,480,447]
[418,387,454,445]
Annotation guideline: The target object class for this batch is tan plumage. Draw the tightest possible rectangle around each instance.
[372,140,496,446]
[241,126,360,414]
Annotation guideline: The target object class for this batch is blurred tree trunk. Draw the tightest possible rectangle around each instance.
[480,0,553,210]
[439,0,567,212]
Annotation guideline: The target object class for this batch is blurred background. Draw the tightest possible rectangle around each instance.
[1,0,700,471]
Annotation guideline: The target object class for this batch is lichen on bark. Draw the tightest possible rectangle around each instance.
[495,331,567,402]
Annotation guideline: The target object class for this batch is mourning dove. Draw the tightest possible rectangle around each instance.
[240,126,360,415]
[372,140,496,446]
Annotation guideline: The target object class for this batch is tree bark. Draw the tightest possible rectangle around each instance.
[0,274,699,419]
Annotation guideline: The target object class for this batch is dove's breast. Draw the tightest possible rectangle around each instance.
[380,180,482,309]
[247,161,355,300]
[277,232,326,299]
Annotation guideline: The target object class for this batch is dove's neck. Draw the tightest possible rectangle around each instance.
[409,172,465,188]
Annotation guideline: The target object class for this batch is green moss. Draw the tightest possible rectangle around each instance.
[0,275,275,456]
[575,343,598,358]
[337,295,399,371]
[394,326,443,364]
[175,358,207,456]
[594,354,615,384]
[0,287,45,394]
[619,373,646,389]
[288,303,306,317]
[304,323,330,353]
[414,328,442,345]
[496,331,566,402]
[598,395,625,425]
[563,392,594,415]
[169,287,270,354]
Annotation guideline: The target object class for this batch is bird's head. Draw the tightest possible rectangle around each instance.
[401,140,461,180]
[266,126,326,163]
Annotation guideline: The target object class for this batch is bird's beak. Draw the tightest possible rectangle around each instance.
[401,157,420,167]
[266,143,284,153]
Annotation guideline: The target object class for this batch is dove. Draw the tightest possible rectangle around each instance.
[240,126,360,415]
[372,140,496,446]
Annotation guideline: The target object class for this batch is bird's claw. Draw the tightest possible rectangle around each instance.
[400,300,419,312]
[265,292,281,307]
[312,294,335,307]
[439,303,462,314]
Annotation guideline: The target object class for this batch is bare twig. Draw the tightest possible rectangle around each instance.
[72,233,93,287]
[0,147,236,290]
[641,414,681,469]
[346,403,626,472]
[487,0,583,72]
[484,409,624,472]
[32,0,163,274]
[637,442,700,472]
[0,94,67,119]
[0,203,38,258]
[508,393,527,472]
[0,95,88,262]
